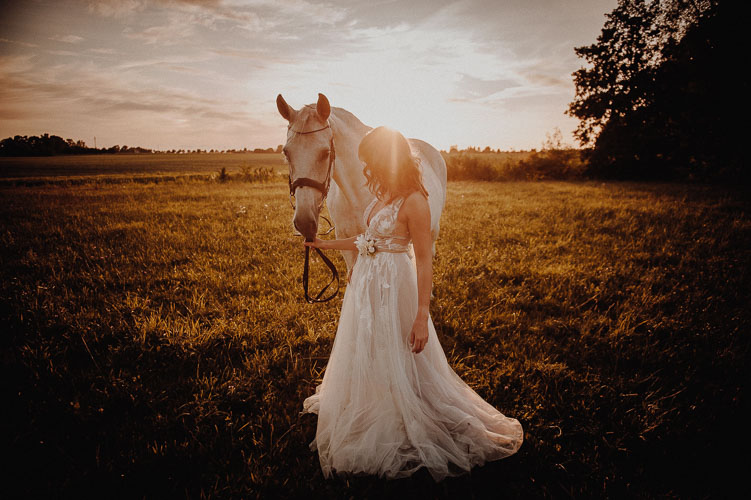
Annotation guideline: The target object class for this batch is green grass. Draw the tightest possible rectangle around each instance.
[2,178,749,498]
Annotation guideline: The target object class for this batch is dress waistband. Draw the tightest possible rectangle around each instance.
[374,238,411,253]
[376,246,409,253]
[363,233,411,254]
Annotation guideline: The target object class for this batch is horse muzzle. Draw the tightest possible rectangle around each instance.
[294,217,318,242]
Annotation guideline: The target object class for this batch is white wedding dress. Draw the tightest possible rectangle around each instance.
[301,195,523,481]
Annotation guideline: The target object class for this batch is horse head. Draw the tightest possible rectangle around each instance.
[277,92,334,242]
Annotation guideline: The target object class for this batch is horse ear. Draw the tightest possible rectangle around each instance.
[277,94,293,121]
[316,93,330,121]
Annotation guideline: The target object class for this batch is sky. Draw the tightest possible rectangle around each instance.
[0,0,617,151]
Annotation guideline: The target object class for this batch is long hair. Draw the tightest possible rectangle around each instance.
[359,126,429,201]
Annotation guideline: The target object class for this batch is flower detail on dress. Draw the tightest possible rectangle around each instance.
[355,234,377,257]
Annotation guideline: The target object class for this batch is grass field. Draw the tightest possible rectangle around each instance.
[0,151,542,184]
[0,152,287,181]
[2,176,749,498]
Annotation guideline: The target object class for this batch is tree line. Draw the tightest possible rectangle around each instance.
[0,134,284,157]
[0,134,153,156]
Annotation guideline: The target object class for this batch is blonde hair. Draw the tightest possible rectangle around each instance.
[358,126,428,201]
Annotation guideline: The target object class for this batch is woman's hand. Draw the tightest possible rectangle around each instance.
[303,235,358,252]
[409,316,429,354]
[303,238,327,249]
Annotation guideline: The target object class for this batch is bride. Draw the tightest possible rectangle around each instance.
[302,126,523,481]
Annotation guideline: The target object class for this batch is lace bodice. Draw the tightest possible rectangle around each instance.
[363,196,412,253]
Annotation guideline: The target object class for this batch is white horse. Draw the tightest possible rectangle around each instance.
[277,93,447,275]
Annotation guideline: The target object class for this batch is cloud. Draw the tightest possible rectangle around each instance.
[85,0,147,17]
[0,55,263,145]
[259,0,347,25]
[85,0,237,22]
[521,72,569,89]
[46,50,82,57]
[111,52,214,70]
[0,37,39,48]
[208,46,305,66]
[87,47,118,55]
[86,0,343,26]
[50,34,85,44]
[0,53,37,74]
[452,73,520,101]
[123,16,197,45]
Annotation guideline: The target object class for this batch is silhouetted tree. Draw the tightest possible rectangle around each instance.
[568,0,744,181]
[0,134,74,156]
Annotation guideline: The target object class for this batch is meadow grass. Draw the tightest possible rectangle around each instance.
[442,150,585,181]
[0,152,287,181]
[2,177,749,498]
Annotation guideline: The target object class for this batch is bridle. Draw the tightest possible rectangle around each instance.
[287,123,336,212]
[286,121,339,303]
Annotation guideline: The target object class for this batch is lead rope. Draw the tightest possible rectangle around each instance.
[300,198,339,303]
[302,245,339,303]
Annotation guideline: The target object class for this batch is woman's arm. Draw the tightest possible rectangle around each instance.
[304,237,358,283]
[304,235,358,252]
[404,192,432,353]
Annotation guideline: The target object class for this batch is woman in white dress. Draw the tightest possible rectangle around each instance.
[302,126,523,482]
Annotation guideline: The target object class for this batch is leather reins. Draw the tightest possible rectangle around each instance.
[287,122,340,303]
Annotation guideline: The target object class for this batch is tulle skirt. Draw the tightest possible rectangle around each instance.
[301,250,523,481]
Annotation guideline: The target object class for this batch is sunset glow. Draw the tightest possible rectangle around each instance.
[1,0,617,151]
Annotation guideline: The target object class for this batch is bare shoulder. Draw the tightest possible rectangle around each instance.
[401,191,430,221]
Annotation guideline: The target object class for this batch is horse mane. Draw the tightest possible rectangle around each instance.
[330,107,371,136]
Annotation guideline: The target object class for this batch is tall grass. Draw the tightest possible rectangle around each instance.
[0,152,287,180]
[442,150,586,181]
[2,179,749,498]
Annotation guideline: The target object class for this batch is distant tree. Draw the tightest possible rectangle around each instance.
[542,128,566,151]
[568,0,744,181]
[276,144,283,153]
[0,133,74,156]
